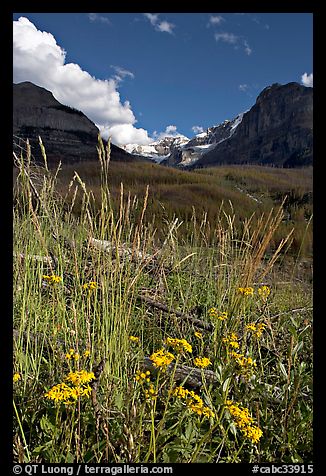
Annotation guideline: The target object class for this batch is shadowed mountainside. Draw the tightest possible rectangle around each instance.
[13,81,143,164]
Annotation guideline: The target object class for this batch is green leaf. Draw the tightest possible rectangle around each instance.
[40,415,57,435]
[279,362,288,380]
[222,376,232,393]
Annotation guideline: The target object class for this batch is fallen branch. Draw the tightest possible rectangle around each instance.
[88,237,156,263]
[142,356,218,389]
[14,251,54,266]
[269,306,313,321]
[137,294,214,332]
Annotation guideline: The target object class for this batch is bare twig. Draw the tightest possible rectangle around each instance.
[269,306,313,321]
[137,294,214,332]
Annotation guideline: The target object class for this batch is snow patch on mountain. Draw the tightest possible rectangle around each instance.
[122,134,190,162]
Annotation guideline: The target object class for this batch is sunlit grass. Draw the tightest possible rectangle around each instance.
[13,141,313,463]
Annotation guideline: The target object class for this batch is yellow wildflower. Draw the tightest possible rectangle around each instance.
[193,356,212,368]
[258,285,271,299]
[134,370,151,383]
[194,331,203,339]
[144,383,158,401]
[65,370,95,386]
[223,332,239,349]
[150,349,175,370]
[209,308,228,320]
[246,322,267,339]
[165,337,192,354]
[13,373,21,382]
[231,351,257,370]
[172,386,215,419]
[255,322,267,338]
[129,335,140,343]
[82,281,97,291]
[226,400,262,444]
[83,350,91,358]
[43,274,62,285]
[238,287,254,296]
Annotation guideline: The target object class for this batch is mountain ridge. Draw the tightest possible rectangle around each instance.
[13,81,313,169]
[192,82,313,169]
[13,81,142,164]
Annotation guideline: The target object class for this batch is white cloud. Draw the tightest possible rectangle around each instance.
[243,40,252,56]
[239,84,249,92]
[301,72,313,88]
[110,65,135,83]
[152,125,183,140]
[88,13,111,25]
[208,15,224,26]
[100,123,152,145]
[13,17,152,146]
[144,13,175,34]
[214,32,238,44]
[214,31,252,55]
[192,125,204,134]
[157,21,175,34]
[144,13,159,25]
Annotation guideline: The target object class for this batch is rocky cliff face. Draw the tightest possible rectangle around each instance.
[194,82,313,168]
[13,82,136,164]
[163,113,245,167]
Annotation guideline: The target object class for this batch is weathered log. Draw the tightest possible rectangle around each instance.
[88,237,156,263]
[142,356,218,389]
[137,294,214,332]
[14,251,54,266]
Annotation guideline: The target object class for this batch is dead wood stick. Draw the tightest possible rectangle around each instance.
[142,356,218,389]
[137,294,214,332]
[269,306,313,321]
[88,237,156,262]
[14,251,54,266]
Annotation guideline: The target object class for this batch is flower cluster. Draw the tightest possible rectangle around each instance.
[65,348,80,360]
[134,370,157,401]
[222,332,240,349]
[172,386,215,419]
[230,351,257,377]
[238,285,271,299]
[42,274,62,285]
[208,307,228,320]
[45,370,95,405]
[165,337,192,354]
[65,370,95,386]
[65,348,90,360]
[258,285,271,300]
[245,322,267,339]
[238,287,254,296]
[134,370,151,383]
[193,356,212,368]
[82,281,97,291]
[144,384,158,401]
[226,400,263,444]
[149,349,175,371]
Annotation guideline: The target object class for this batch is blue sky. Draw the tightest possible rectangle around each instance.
[13,12,313,146]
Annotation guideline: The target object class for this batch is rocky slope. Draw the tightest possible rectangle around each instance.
[13,82,137,164]
[162,113,245,167]
[193,82,313,169]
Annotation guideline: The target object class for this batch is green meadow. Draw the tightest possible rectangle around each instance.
[13,141,313,463]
